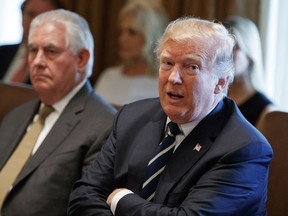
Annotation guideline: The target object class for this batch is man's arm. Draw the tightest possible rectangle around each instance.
[109,141,272,216]
[68,130,117,216]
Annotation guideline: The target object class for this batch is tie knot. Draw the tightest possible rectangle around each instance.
[168,121,181,137]
[38,105,54,122]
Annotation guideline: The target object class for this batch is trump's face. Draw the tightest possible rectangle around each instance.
[158,39,222,124]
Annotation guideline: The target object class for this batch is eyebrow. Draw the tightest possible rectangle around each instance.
[161,52,204,62]
[28,43,60,49]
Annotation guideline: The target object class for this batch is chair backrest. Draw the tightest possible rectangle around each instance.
[259,111,288,215]
[0,82,38,122]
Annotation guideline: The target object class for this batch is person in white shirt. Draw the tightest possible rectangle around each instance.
[95,0,168,106]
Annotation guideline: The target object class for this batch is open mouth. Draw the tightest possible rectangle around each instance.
[167,91,184,99]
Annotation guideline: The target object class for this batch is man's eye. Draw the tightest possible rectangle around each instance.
[44,49,60,58]
[162,59,173,66]
[184,64,201,75]
[46,49,57,54]
[161,60,173,70]
[28,48,38,57]
[28,48,37,54]
[191,65,199,70]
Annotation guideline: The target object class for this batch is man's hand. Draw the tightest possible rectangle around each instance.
[106,188,126,206]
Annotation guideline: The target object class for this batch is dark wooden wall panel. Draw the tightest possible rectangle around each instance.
[61,0,260,85]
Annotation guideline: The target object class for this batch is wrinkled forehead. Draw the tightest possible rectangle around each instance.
[29,21,67,44]
[160,38,213,64]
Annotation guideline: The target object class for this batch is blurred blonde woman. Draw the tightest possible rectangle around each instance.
[226,16,275,129]
[95,0,168,106]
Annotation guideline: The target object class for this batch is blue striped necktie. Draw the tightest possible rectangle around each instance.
[141,121,181,201]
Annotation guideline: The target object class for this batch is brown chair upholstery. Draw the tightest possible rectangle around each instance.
[259,111,288,215]
[0,82,38,122]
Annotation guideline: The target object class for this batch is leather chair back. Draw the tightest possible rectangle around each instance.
[0,82,38,122]
[259,111,288,215]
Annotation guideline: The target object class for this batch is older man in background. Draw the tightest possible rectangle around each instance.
[0,9,116,216]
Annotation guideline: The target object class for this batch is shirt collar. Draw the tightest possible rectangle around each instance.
[166,103,218,136]
[41,79,86,113]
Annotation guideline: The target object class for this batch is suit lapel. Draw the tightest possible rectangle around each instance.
[127,107,167,194]
[13,82,92,185]
[155,99,232,203]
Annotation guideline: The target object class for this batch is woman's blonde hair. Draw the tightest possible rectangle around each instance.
[119,0,168,76]
[225,16,265,91]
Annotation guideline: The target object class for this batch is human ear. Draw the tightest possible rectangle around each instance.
[76,49,90,74]
[214,78,226,94]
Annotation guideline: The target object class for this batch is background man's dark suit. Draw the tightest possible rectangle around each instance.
[69,97,273,216]
[0,82,116,216]
[0,44,19,79]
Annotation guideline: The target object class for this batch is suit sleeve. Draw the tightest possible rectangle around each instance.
[68,116,118,216]
[81,123,113,173]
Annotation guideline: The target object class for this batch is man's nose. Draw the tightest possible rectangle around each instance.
[32,50,45,65]
[168,68,182,84]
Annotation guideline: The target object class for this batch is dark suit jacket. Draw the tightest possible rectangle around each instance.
[0,44,19,79]
[0,82,116,216]
[68,97,273,216]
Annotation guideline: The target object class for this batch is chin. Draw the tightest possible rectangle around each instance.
[33,81,51,91]
[164,105,192,123]
[164,106,183,118]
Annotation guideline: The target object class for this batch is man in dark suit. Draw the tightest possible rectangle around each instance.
[68,17,273,216]
[0,9,116,216]
[0,0,65,83]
